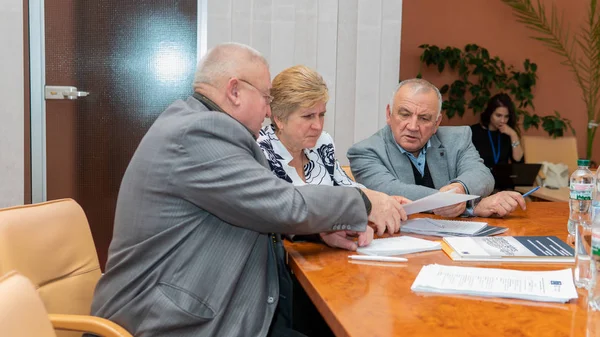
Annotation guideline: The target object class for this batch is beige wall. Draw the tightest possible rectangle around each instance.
[400,0,597,163]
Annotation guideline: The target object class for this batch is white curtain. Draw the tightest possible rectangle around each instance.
[207,0,402,164]
[0,0,24,207]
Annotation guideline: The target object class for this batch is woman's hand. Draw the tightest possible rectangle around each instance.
[497,124,518,138]
[498,124,523,161]
[320,226,374,251]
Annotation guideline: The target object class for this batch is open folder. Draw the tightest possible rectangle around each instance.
[400,218,507,237]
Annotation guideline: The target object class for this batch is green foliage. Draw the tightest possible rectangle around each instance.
[502,0,599,159]
[417,43,573,137]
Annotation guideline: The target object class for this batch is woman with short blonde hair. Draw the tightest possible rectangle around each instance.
[257,65,358,187]
[269,65,329,129]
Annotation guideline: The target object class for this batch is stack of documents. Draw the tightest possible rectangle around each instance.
[411,264,578,303]
[401,218,507,237]
[356,236,441,256]
[442,236,575,263]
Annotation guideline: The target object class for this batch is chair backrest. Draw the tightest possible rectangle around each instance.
[341,165,355,181]
[521,135,579,173]
[0,199,101,317]
[0,271,58,337]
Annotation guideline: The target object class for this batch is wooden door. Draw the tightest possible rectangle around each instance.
[43,0,198,267]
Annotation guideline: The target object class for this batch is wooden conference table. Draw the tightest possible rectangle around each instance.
[285,202,596,337]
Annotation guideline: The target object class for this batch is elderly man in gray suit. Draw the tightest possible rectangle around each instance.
[90,43,407,337]
[348,78,526,218]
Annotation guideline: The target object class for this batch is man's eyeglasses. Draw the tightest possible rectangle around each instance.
[238,78,274,104]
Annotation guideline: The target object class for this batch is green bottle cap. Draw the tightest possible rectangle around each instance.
[578,159,590,166]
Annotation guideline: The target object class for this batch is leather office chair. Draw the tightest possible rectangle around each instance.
[0,199,103,336]
[521,135,579,173]
[0,270,131,337]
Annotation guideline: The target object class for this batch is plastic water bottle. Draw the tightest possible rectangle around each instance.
[594,167,600,226]
[569,159,594,234]
[590,167,600,310]
[591,214,600,310]
[571,159,594,288]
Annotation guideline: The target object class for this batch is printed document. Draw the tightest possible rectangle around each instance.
[411,264,578,303]
[442,236,574,263]
[401,218,488,236]
[402,190,479,215]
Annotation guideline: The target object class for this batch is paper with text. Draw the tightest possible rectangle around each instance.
[411,264,578,303]
[401,218,488,236]
[402,191,479,215]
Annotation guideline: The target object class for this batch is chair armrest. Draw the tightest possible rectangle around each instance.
[49,314,133,337]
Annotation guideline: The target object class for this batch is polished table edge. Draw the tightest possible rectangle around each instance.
[285,202,588,337]
[288,256,351,337]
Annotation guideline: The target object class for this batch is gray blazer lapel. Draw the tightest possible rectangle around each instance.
[426,133,450,189]
[383,126,415,184]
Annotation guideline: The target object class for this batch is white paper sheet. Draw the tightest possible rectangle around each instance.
[402,190,480,215]
[411,264,578,303]
[356,236,441,256]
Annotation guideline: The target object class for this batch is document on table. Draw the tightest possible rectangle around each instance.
[411,264,578,303]
[402,190,480,215]
[356,235,441,256]
[401,218,488,236]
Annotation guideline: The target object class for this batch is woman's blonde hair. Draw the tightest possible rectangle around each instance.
[270,65,329,130]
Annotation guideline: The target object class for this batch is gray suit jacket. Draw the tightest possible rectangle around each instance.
[90,96,367,337]
[347,125,494,201]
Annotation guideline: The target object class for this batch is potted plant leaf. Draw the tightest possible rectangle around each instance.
[416,43,574,137]
[502,0,600,160]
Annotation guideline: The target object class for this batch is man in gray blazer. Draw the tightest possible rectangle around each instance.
[90,43,406,337]
[348,78,526,218]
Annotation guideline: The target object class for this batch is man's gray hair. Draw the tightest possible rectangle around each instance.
[389,78,443,118]
[193,42,269,88]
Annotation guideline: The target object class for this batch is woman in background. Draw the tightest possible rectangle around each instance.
[470,93,524,168]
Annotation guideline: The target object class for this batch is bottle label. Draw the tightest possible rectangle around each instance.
[594,204,600,221]
[570,183,594,200]
[593,231,600,256]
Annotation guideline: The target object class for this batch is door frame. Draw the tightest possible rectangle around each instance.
[29,0,45,203]
[28,0,208,203]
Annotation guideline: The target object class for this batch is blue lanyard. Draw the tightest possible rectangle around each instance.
[487,130,501,164]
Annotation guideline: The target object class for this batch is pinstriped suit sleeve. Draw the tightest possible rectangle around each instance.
[172,113,368,235]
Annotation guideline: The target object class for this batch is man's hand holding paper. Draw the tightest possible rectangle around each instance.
[362,188,407,235]
[433,183,467,217]
[401,188,479,216]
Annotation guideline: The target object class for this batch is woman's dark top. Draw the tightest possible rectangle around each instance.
[470,123,524,168]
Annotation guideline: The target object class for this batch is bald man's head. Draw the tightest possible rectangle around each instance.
[193,43,269,89]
